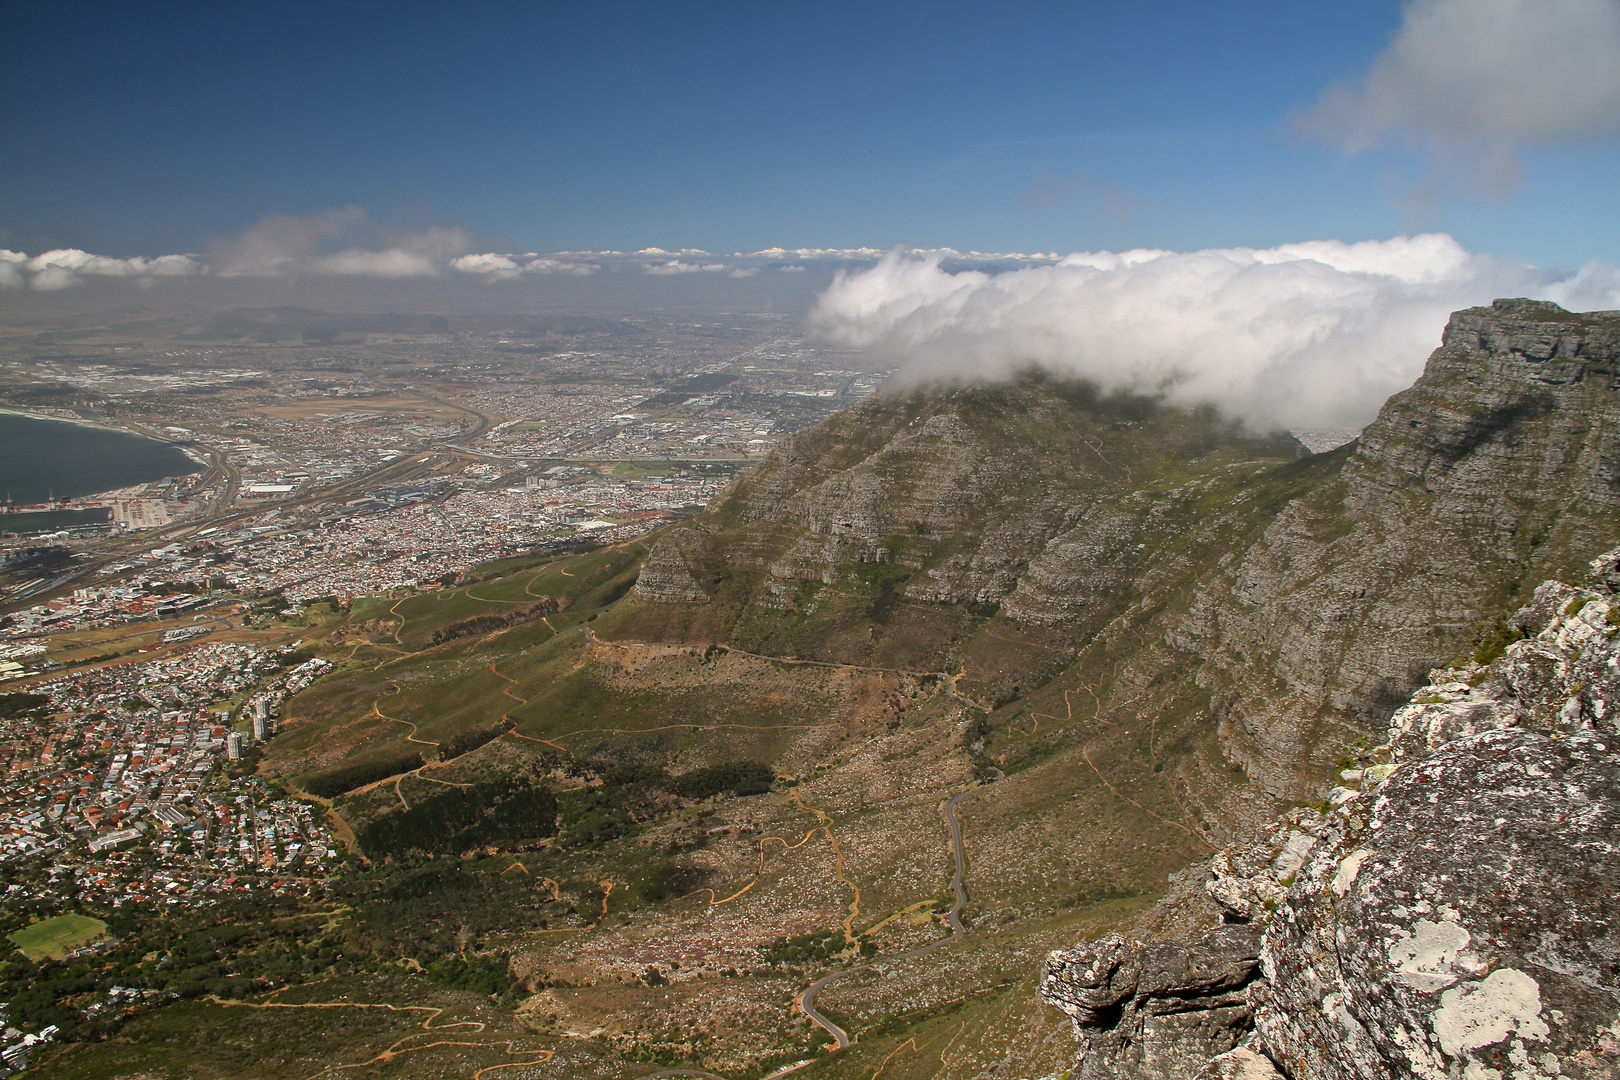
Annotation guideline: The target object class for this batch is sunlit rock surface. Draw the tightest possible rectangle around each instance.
[638,300,1620,804]
[1044,544,1620,1080]
[1041,926,1264,1080]
[1259,726,1617,1080]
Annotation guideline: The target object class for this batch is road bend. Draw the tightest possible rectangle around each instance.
[795,786,976,1051]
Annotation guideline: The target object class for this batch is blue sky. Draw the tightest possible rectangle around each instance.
[4,0,1616,269]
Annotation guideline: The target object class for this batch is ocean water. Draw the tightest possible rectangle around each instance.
[0,507,112,536]
[0,412,200,506]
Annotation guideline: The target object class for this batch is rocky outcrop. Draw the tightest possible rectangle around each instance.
[632,378,1309,618]
[1041,925,1265,1080]
[634,525,721,604]
[1192,299,1620,793]
[1043,545,1620,1080]
[1259,725,1618,1080]
[632,301,1620,804]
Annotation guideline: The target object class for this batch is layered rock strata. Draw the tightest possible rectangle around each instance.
[1191,298,1620,792]
[1040,925,1264,1080]
[636,300,1620,801]
[1041,545,1620,1080]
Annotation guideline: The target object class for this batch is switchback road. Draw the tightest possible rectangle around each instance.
[796,786,975,1049]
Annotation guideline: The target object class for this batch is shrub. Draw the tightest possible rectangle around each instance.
[440,720,514,760]
[0,693,50,719]
[668,761,775,799]
[303,752,424,799]
[1472,613,1523,666]
[358,777,558,858]
[429,598,559,645]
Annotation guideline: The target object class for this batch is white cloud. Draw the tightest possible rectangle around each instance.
[0,228,1092,294]
[808,236,1620,431]
[144,254,200,276]
[308,249,441,277]
[376,225,472,261]
[213,207,365,276]
[0,250,28,289]
[445,253,600,279]
[643,260,728,275]
[749,246,889,260]
[449,252,523,280]
[31,266,83,291]
[212,210,469,278]
[1299,0,1620,196]
[24,248,202,277]
[523,258,597,276]
[10,248,203,289]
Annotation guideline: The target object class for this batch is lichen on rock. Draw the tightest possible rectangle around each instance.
[1258,725,1617,1080]
[1040,925,1266,1080]
[1043,542,1620,1080]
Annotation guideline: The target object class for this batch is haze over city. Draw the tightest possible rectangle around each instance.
[6,0,1620,427]
[3,4,1620,1079]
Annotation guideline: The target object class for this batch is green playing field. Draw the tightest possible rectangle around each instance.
[8,914,108,960]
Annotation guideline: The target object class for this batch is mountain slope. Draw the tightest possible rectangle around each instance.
[77,298,1616,1080]
[635,298,1620,800]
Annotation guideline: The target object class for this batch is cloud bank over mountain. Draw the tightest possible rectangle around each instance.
[807,235,1620,430]
[9,210,1618,434]
[1297,0,1620,197]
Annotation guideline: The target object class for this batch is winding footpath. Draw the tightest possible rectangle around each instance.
[572,624,990,1074]
[203,996,554,1080]
[581,627,990,714]
[639,785,980,1080]
[796,787,975,1050]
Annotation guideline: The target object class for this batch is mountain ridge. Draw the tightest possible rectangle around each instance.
[59,296,1613,1080]
[633,297,1620,803]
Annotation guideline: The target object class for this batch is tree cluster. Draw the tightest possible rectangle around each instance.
[553,759,774,849]
[0,692,50,718]
[358,776,558,859]
[302,752,424,799]
[439,719,514,761]
[429,598,559,645]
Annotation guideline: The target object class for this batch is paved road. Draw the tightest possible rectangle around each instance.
[635,786,980,1080]
[796,786,976,1050]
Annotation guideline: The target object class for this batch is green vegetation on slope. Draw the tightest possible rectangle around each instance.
[357,776,559,859]
[9,914,107,961]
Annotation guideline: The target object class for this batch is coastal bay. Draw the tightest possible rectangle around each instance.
[0,411,198,508]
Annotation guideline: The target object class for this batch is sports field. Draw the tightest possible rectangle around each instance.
[8,914,107,960]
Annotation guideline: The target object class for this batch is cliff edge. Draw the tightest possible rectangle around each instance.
[1042,544,1620,1080]
[632,299,1620,811]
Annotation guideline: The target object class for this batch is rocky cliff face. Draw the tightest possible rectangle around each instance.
[634,299,1620,804]
[635,380,1307,618]
[623,304,1620,1076]
[1190,298,1620,794]
[1040,545,1620,1080]
[1040,924,1265,1080]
